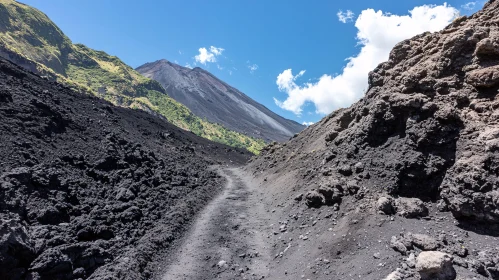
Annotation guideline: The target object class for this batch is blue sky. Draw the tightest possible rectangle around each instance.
[22,0,485,125]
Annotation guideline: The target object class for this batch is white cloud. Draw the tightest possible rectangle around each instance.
[185,63,193,69]
[210,46,224,55]
[178,50,183,55]
[461,2,476,10]
[275,4,458,116]
[228,70,233,75]
[248,64,259,73]
[302,121,314,126]
[217,64,224,70]
[194,46,224,65]
[194,48,215,64]
[337,10,355,23]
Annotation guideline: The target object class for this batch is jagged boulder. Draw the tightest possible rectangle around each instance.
[407,233,439,251]
[305,191,325,208]
[394,198,428,218]
[390,236,409,255]
[416,251,456,280]
[0,215,36,279]
[318,183,342,205]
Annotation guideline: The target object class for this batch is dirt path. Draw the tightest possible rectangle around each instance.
[157,167,271,280]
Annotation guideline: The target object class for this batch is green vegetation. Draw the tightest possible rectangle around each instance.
[0,0,265,153]
[145,91,265,154]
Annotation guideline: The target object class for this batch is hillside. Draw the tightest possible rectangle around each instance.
[245,1,499,279]
[0,0,265,153]
[0,56,252,280]
[136,59,305,142]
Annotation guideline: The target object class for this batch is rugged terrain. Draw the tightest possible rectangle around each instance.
[245,1,499,279]
[2,0,499,280]
[0,0,265,152]
[136,59,305,142]
[0,57,251,280]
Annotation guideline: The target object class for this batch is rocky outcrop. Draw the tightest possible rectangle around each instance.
[252,0,499,224]
[244,2,499,280]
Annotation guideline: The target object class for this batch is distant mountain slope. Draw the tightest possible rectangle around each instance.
[136,60,305,142]
[0,0,265,153]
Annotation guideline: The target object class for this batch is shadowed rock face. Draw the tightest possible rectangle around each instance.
[136,60,305,142]
[250,0,499,224]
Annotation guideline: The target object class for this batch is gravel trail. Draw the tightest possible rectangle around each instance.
[158,167,271,280]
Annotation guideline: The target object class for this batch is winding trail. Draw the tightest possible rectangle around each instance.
[158,167,271,280]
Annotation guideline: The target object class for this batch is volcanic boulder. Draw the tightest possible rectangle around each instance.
[416,251,456,280]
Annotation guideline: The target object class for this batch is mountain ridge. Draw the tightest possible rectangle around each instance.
[0,0,265,153]
[136,59,305,142]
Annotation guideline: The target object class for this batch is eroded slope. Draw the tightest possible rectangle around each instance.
[136,60,305,142]
[0,57,249,280]
[0,0,265,153]
[248,1,499,279]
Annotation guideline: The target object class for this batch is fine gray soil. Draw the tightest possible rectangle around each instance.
[155,167,271,280]
[155,164,498,280]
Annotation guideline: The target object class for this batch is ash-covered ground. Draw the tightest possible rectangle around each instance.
[0,57,249,280]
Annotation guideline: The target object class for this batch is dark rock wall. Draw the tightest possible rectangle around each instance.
[250,0,499,224]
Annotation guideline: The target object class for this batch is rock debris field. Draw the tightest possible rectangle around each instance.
[0,58,248,280]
